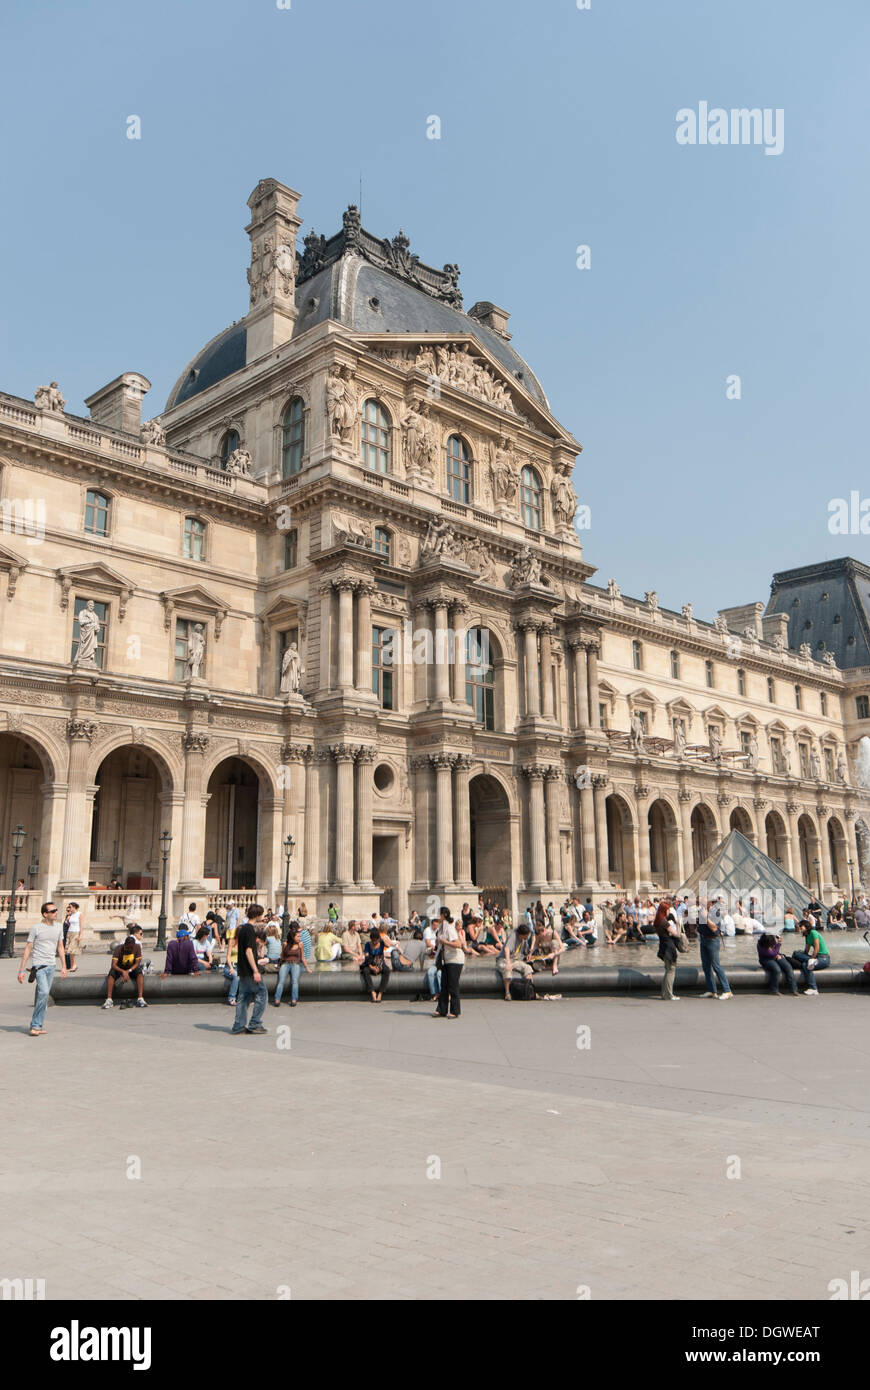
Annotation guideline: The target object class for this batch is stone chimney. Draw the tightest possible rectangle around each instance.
[717,601,764,638]
[762,611,789,646]
[245,178,303,364]
[85,372,151,435]
[468,301,512,340]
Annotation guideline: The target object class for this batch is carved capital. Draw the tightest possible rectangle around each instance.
[430,752,456,770]
[845,807,857,821]
[281,743,310,764]
[67,718,97,744]
[717,793,731,807]
[521,764,546,781]
[753,798,768,811]
[816,804,829,819]
[591,774,609,790]
[330,743,360,763]
[454,754,473,772]
[355,746,377,765]
[786,802,800,816]
[544,765,563,782]
[183,731,209,755]
[634,784,650,800]
[584,641,601,658]
[332,578,359,594]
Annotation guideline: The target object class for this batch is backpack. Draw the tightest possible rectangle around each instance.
[510,977,538,1001]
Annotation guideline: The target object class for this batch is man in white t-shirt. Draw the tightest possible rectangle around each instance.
[17,902,67,1035]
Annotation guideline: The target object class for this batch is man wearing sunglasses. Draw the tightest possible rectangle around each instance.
[17,902,67,1036]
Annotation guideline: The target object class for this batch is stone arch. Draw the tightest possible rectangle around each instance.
[88,731,180,791]
[201,746,279,801]
[827,814,848,891]
[469,772,512,904]
[729,805,754,840]
[204,755,272,892]
[0,729,62,894]
[690,802,718,871]
[765,809,788,867]
[648,797,679,887]
[798,812,820,890]
[90,744,174,888]
[606,792,636,890]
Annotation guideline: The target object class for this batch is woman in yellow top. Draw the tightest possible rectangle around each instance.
[224,920,240,1006]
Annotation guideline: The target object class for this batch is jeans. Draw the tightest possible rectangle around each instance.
[760,957,798,993]
[424,964,442,998]
[31,964,55,1028]
[699,937,730,994]
[232,976,267,1031]
[224,963,238,1003]
[438,962,463,1016]
[390,948,414,973]
[361,965,390,995]
[790,951,830,990]
[275,961,301,1004]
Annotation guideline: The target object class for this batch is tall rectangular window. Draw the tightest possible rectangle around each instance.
[770,736,782,773]
[183,517,205,560]
[174,619,196,682]
[798,743,810,779]
[705,659,714,688]
[820,691,827,717]
[857,695,869,719]
[84,490,109,536]
[71,597,108,668]
[285,529,298,570]
[372,626,394,710]
[824,747,835,781]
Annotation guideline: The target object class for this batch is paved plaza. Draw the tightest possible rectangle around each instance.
[2,954,869,1302]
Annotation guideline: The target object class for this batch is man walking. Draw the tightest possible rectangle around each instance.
[698,899,732,1000]
[17,902,67,1035]
[231,904,268,1034]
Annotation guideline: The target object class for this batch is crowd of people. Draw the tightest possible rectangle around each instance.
[15,884,869,1034]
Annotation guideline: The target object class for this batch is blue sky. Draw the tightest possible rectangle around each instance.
[1,0,867,617]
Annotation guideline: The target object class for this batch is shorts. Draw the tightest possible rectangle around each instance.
[109,966,143,981]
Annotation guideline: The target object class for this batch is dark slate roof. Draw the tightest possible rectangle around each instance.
[165,213,548,411]
[765,557,870,668]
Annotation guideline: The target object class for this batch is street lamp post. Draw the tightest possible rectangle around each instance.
[848,857,855,903]
[813,855,822,901]
[2,824,27,957]
[282,834,295,941]
[156,830,172,951]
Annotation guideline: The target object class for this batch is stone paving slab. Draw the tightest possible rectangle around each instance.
[1,984,868,1301]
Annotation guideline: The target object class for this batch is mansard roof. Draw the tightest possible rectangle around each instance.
[166,209,548,412]
[766,557,870,669]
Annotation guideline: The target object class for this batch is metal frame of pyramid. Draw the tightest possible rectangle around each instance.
[676,829,812,925]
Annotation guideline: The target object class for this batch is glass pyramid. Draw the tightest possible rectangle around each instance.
[677,829,812,927]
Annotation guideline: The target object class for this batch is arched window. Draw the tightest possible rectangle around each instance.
[219,429,240,469]
[670,650,680,679]
[520,466,543,530]
[737,668,746,696]
[446,435,471,503]
[281,398,305,478]
[373,527,392,561]
[183,517,206,561]
[632,639,642,671]
[466,627,495,730]
[84,490,110,537]
[360,400,391,473]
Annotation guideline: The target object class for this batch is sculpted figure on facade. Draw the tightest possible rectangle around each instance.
[140,418,166,446]
[799,642,813,659]
[672,720,687,758]
[509,545,542,588]
[837,752,848,785]
[184,624,206,681]
[645,591,659,613]
[551,468,578,533]
[489,437,519,517]
[402,401,437,484]
[714,614,728,634]
[476,546,497,584]
[771,634,786,652]
[326,365,358,444]
[280,642,302,695]
[747,733,759,771]
[607,578,621,599]
[420,516,454,561]
[225,447,253,477]
[682,603,693,621]
[331,510,372,547]
[35,381,65,413]
[810,745,822,780]
[708,726,722,761]
[73,599,101,665]
[630,710,646,754]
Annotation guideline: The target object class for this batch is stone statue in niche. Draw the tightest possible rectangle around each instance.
[184,624,206,681]
[551,468,578,530]
[489,437,519,517]
[73,600,101,665]
[630,710,646,754]
[280,642,302,695]
[326,365,358,444]
[673,720,687,758]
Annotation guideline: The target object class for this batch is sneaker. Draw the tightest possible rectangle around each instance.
[135,998,148,1008]
[803,988,819,995]
[270,999,280,1007]
[245,1026,267,1035]
[230,1027,247,1034]
[700,991,716,998]
[101,999,114,1009]
[670,996,681,1001]
[718,991,733,1000]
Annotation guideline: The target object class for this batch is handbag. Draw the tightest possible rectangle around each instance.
[676,932,690,954]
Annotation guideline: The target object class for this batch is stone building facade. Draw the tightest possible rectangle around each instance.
[0,177,867,925]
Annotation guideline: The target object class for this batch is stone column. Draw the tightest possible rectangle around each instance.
[592,774,610,887]
[452,603,467,705]
[178,731,209,890]
[355,581,374,693]
[786,801,802,882]
[280,743,307,886]
[540,626,554,720]
[453,754,473,888]
[586,642,601,729]
[432,602,451,703]
[523,766,548,890]
[570,640,589,729]
[412,603,428,706]
[817,805,834,894]
[331,744,358,887]
[751,797,766,849]
[411,756,430,888]
[336,581,356,689]
[634,784,652,891]
[521,623,540,718]
[544,766,562,887]
[580,782,598,889]
[303,749,320,890]
[432,754,455,889]
[57,718,98,892]
[355,747,376,889]
[678,789,694,879]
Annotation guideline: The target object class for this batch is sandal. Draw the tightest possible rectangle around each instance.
[29,1028,45,1036]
